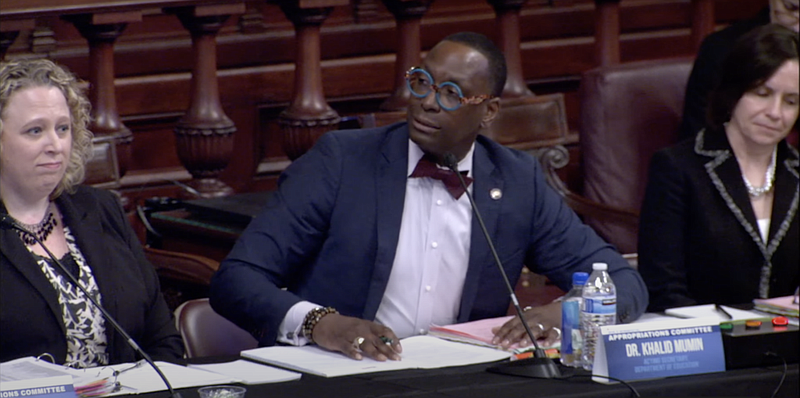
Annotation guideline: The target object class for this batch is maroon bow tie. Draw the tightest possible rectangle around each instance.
[410,155,473,199]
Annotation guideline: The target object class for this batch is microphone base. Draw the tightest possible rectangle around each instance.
[487,357,572,379]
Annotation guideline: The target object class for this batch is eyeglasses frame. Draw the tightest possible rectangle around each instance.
[404,67,495,111]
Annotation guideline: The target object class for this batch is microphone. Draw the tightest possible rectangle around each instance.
[442,152,564,379]
[0,215,182,397]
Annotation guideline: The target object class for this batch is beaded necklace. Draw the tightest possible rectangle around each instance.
[15,203,58,246]
[742,147,777,198]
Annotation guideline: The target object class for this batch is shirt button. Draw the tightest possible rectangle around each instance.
[425,285,432,292]
[436,200,443,206]
[431,241,438,248]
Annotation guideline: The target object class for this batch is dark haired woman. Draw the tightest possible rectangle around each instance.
[638,24,799,312]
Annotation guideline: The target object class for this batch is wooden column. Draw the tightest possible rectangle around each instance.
[278,0,346,161]
[0,32,18,59]
[0,19,33,60]
[170,4,245,198]
[379,0,433,111]
[67,13,139,178]
[594,0,620,66]
[691,0,715,52]
[488,0,533,98]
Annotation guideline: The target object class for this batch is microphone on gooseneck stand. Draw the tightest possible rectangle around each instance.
[442,153,564,379]
[0,215,182,397]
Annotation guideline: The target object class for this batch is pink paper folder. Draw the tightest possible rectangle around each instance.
[430,315,560,352]
[753,295,799,317]
[430,316,519,349]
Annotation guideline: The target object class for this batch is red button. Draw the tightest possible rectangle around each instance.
[772,317,789,326]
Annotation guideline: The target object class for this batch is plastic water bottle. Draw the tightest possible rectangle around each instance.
[581,262,616,371]
[561,272,589,367]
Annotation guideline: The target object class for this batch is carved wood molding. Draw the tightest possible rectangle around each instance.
[238,4,267,33]
[0,31,20,59]
[276,0,346,160]
[594,0,620,66]
[30,26,56,54]
[66,15,136,176]
[168,4,244,197]
[378,0,433,111]
[353,0,382,23]
[488,0,534,97]
[174,125,237,177]
[382,0,433,19]
[690,0,714,52]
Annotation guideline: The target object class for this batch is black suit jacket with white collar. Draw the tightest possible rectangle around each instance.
[639,129,799,312]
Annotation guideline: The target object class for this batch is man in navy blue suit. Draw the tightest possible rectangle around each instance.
[210,32,648,361]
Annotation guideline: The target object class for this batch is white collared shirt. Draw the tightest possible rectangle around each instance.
[374,141,474,338]
[277,141,474,344]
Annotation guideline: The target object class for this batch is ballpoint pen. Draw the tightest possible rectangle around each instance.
[113,360,145,378]
[715,304,733,320]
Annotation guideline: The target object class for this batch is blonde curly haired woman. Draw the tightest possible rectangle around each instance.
[0,59,183,366]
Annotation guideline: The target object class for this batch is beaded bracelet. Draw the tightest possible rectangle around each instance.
[302,306,338,344]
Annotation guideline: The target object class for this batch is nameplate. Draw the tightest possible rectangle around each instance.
[592,317,725,383]
[0,376,77,398]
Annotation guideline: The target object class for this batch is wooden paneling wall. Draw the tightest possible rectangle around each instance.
[2,0,768,206]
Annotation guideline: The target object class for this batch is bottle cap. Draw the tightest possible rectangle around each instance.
[573,272,589,285]
[592,262,608,271]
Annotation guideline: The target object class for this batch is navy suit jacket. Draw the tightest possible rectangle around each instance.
[0,186,183,364]
[210,123,648,345]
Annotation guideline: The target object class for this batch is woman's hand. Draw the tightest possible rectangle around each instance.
[491,301,562,349]
[312,313,403,361]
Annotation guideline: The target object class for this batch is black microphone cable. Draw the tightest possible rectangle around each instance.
[443,153,648,393]
[0,214,182,398]
[764,351,787,398]
[567,374,641,397]
[442,152,562,379]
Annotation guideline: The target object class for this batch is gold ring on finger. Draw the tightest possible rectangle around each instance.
[352,336,365,351]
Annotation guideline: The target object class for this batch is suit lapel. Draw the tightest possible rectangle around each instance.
[363,124,410,320]
[767,144,800,256]
[57,191,120,351]
[459,142,503,322]
[0,223,63,327]
[695,130,770,259]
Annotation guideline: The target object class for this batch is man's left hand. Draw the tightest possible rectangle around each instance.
[491,301,562,349]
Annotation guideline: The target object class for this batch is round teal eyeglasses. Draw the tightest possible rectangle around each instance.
[404,67,494,111]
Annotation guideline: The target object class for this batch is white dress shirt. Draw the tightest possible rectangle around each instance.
[277,141,474,344]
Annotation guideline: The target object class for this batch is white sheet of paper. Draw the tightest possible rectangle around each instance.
[108,361,237,395]
[241,335,511,378]
[0,357,101,386]
[1,358,238,395]
[664,304,765,322]
[188,360,301,385]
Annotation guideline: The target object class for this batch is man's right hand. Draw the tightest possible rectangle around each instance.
[312,314,402,361]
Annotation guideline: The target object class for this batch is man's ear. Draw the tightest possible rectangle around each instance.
[480,97,501,129]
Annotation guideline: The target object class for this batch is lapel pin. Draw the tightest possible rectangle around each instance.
[490,188,502,200]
